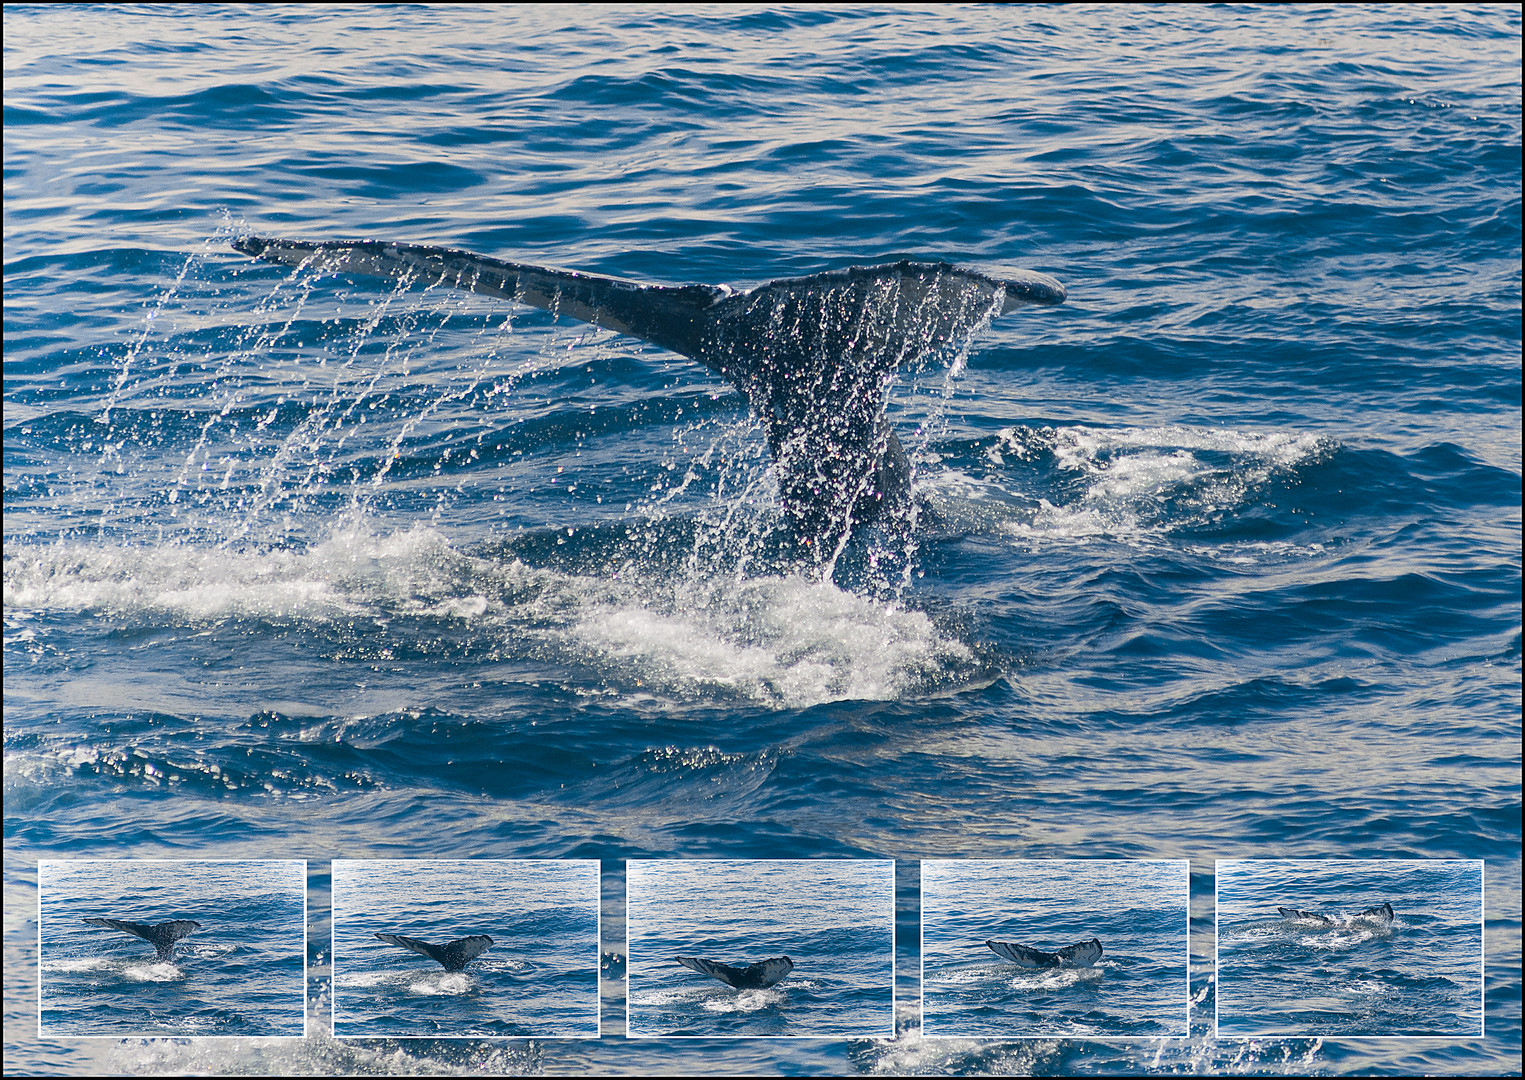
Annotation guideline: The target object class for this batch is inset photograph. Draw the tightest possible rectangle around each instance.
[921,859,1189,1038]
[627,860,894,1038]
[330,859,599,1038]
[38,860,306,1038]
[1215,859,1484,1037]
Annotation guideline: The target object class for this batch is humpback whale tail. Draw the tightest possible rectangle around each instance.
[672,954,795,990]
[82,917,202,961]
[374,931,494,972]
[232,236,1065,562]
[986,937,1103,969]
[1277,903,1395,928]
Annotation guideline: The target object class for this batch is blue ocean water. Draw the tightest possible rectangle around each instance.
[921,860,1188,1038]
[626,860,894,1038]
[37,861,305,1038]
[1216,860,1484,1038]
[330,860,599,1038]
[2,4,1520,1076]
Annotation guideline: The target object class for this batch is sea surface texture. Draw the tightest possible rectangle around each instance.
[330,860,599,1038]
[37,861,305,1038]
[920,860,1188,1038]
[2,5,1521,1076]
[1215,860,1484,1038]
[626,860,895,1038]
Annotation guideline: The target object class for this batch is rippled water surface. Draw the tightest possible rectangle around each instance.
[3,4,1520,1075]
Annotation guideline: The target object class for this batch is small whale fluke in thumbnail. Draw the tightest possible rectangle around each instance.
[673,954,795,990]
[1277,903,1394,927]
[81,917,203,961]
[232,235,1065,559]
[374,932,494,972]
[986,937,1103,968]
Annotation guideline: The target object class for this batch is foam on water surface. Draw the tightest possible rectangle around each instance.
[5,519,980,710]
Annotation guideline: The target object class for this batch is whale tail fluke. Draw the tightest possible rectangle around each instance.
[374,931,494,972]
[1054,937,1104,966]
[1359,903,1396,924]
[233,236,1065,559]
[231,237,727,360]
[986,937,1102,969]
[1277,906,1338,926]
[1278,904,1393,927]
[673,954,794,990]
[83,916,202,961]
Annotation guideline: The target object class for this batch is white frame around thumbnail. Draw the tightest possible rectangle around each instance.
[624,858,898,1040]
[36,858,308,1040]
[1213,859,1486,1039]
[328,857,602,1040]
[918,858,1191,1040]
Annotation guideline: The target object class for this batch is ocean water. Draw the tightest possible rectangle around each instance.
[626,860,895,1038]
[921,860,1188,1038]
[37,861,305,1038]
[1215,860,1484,1038]
[330,860,599,1038]
[2,4,1520,1076]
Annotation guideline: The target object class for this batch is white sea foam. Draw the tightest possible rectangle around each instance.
[44,954,186,983]
[333,971,393,989]
[925,964,1001,987]
[629,985,707,1008]
[858,1000,1064,1073]
[700,986,787,1013]
[47,957,116,974]
[407,972,473,996]
[570,572,974,707]
[950,423,1332,544]
[4,520,975,709]
[118,961,186,983]
[100,1008,544,1076]
[1007,965,1102,992]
